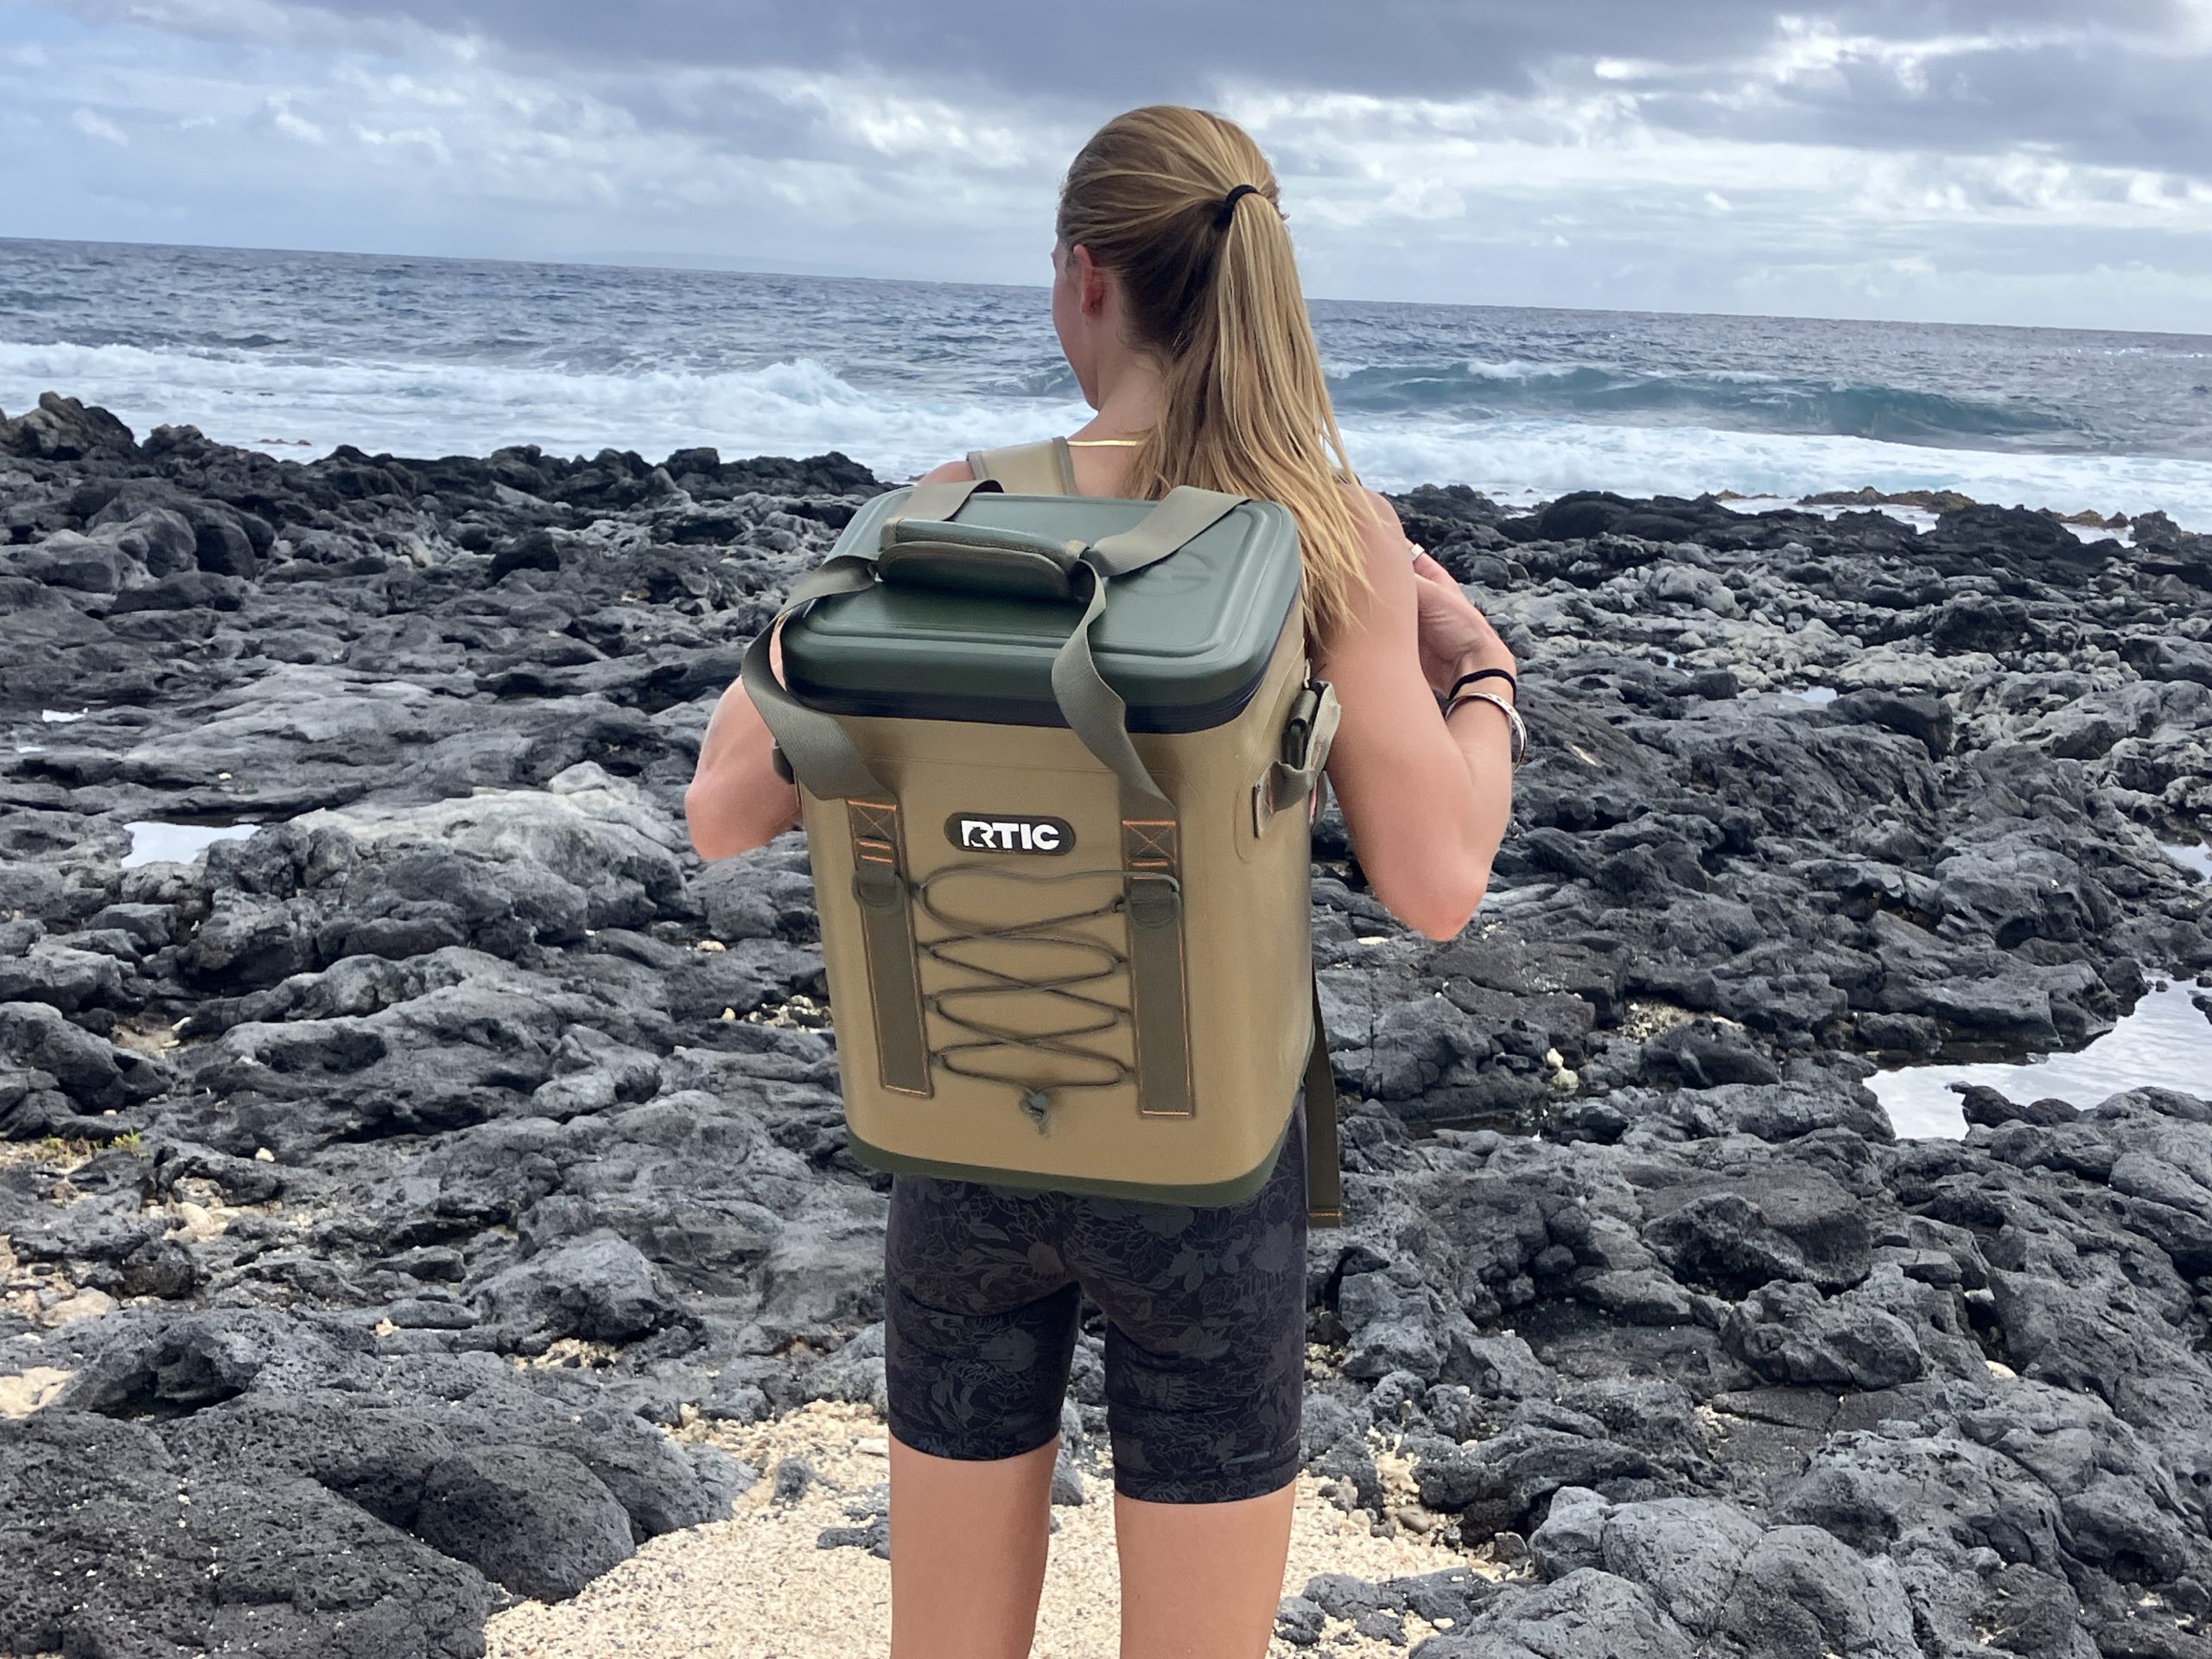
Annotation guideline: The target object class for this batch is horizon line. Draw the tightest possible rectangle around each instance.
[4,232,2207,346]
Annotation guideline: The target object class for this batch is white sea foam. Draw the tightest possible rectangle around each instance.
[1336,414,2212,528]
[0,340,1082,482]
[7,337,2209,527]
[41,709,87,723]
[1460,358,1607,380]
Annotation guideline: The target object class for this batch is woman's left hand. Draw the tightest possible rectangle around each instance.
[1410,550,1516,695]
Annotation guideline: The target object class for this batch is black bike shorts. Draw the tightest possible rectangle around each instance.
[883,1098,1308,1504]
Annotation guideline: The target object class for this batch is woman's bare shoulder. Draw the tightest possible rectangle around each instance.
[1331,480,1409,550]
[1350,482,1408,535]
[1329,480,1415,588]
[918,460,976,485]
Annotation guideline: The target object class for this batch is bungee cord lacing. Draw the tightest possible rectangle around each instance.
[911,862,1151,1131]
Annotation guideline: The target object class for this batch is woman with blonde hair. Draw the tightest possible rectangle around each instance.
[687,103,1519,1659]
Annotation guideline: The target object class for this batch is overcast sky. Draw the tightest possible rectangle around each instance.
[3,0,2209,332]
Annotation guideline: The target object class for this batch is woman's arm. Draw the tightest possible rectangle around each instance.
[684,662,800,861]
[684,461,978,862]
[1317,490,1516,941]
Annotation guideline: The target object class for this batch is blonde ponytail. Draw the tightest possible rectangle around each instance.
[1058,105,1370,647]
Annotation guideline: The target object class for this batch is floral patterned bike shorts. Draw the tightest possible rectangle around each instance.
[882,1097,1309,1504]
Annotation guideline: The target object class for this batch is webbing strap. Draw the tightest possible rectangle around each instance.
[848,798,931,1095]
[742,556,893,801]
[1088,486,1246,577]
[966,438,1077,495]
[885,477,989,531]
[1050,487,1248,812]
[1304,976,1343,1227]
[748,479,993,803]
[1121,817,1193,1118]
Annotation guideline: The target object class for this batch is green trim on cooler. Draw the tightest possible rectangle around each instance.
[846,1115,1291,1207]
[782,491,1302,734]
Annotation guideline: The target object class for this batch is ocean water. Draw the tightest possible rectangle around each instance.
[1869,976,2212,1140]
[3,238,2210,524]
[119,821,258,870]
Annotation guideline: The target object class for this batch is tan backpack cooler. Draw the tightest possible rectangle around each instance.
[743,438,1344,1223]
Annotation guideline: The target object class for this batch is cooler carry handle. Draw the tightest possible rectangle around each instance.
[752,480,1247,811]
[874,488,1249,817]
[878,518,1085,602]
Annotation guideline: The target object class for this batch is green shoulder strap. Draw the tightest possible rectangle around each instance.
[1304,976,1343,1227]
[742,474,993,1099]
[741,476,991,798]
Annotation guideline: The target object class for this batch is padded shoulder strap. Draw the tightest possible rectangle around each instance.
[966,437,1077,496]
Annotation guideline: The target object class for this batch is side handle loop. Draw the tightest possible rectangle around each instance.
[742,555,895,802]
[1255,678,1341,833]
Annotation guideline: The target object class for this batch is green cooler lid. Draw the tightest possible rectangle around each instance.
[779,489,1304,734]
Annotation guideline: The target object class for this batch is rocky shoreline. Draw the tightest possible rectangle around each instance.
[2,389,2209,1659]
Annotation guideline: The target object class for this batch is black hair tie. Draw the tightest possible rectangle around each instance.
[1213,183,1261,229]
[1447,666,1517,702]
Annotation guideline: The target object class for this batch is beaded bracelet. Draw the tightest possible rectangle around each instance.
[1444,688,1529,768]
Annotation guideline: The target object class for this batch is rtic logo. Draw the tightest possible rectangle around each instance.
[945,813,1075,855]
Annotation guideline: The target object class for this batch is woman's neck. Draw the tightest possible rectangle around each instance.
[1076,353,1166,443]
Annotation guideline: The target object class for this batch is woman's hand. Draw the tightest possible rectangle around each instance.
[1411,550,1516,695]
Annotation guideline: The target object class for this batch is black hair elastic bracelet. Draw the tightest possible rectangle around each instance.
[1447,666,1517,702]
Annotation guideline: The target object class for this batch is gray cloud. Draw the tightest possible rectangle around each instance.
[11,0,2209,331]
[41,0,2212,182]
[57,0,2202,103]
[1639,33,2212,181]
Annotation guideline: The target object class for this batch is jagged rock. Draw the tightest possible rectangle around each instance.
[474,1233,686,1346]
[0,391,138,461]
[4,399,2211,1659]
[413,1443,635,1599]
[0,1408,490,1659]
[1414,1567,1698,1658]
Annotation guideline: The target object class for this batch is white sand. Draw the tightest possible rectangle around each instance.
[487,1400,1510,1659]
[0,1366,72,1418]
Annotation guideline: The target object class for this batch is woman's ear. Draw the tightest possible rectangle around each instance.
[1070,243,1108,317]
